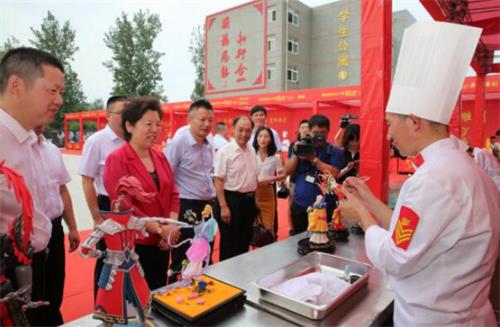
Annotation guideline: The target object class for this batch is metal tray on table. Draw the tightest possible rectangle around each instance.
[254,252,372,320]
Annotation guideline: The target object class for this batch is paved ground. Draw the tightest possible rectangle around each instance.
[62,153,94,231]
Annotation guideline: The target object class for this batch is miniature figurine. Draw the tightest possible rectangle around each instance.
[297,193,336,255]
[307,195,329,245]
[181,205,218,284]
[0,162,48,327]
[331,208,349,242]
[79,176,181,326]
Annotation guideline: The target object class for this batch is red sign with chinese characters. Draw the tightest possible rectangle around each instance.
[205,0,266,94]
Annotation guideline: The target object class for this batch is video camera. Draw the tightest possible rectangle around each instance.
[295,134,326,157]
[340,114,358,128]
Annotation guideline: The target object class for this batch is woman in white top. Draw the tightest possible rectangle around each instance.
[253,127,286,232]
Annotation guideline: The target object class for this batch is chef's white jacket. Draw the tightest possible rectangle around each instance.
[366,137,500,326]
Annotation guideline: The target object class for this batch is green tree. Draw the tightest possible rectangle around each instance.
[86,98,105,110]
[189,25,205,100]
[30,11,87,130]
[0,36,21,59]
[104,10,166,100]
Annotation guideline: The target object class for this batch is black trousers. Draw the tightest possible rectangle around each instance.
[218,190,258,261]
[26,248,48,326]
[169,198,217,283]
[27,217,65,326]
[93,194,110,300]
[273,183,278,236]
[44,217,65,326]
[135,244,169,290]
[291,202,335,235]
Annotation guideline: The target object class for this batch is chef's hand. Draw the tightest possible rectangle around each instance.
[220,205,231,224]
[339,187,375,231]
[343,177,376,206]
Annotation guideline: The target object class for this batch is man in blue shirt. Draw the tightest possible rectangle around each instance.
[284,114,344,234]
[165,99,215,280]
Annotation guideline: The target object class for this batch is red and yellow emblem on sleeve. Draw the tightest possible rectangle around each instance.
[392,206,419,250]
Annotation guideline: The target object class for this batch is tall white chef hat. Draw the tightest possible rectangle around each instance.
[386,22,482,125]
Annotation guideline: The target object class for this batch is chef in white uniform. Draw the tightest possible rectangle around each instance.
[339,22,500,326]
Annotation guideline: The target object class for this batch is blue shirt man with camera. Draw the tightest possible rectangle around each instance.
[284,114,344,234]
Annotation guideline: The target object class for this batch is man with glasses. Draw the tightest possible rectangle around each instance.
[78,95,127,299]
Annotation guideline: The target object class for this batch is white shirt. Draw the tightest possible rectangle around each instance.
[213,133,229,151]
[256,153,283,181]
[473,147,500,195]
[249,127,283,151]
[78,125,123,195]
[365,138,500,326]
[0,108,52,252]
[34,135,71,219]
[214,141,258,193]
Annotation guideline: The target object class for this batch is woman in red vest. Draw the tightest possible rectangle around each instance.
[104,96,180,290]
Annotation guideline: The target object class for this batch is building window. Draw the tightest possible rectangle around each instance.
[287,65,299,83]
[268,7,277,22]
[267,35,276,52]
[287,37,299,55]
[267,64,276,81]
[288,7,299,26]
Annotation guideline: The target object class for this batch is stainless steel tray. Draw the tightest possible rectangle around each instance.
[254,252,372,320]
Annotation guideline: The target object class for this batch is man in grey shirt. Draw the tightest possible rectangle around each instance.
[165,99,216,280]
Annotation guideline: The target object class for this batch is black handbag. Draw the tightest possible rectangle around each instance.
[277,185,290,199]
[250,214,274,247]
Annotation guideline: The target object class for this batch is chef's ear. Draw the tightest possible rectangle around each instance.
[406,114,422,132]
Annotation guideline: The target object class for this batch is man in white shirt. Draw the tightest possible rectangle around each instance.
[0,47,65,326]
[213,121,229,151]
[469,146,500,195]
[78,95,127,298]
[33,126,79,325]
[214,116,259,260]
[249,105,282,150]
[339,23,499,325]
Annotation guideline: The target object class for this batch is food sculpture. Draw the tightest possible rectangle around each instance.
[307,195,329,245]
[179,205,218,285]
[79,176,180,325]
[317,172,350,241]
[154,205,224,317]
[0,162,48,327]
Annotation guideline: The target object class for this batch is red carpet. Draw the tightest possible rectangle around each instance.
[61,199,292,323]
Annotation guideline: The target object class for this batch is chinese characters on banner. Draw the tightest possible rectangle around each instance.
[205,0,266,94]
[220,16,230,85]
[337,8,350,81]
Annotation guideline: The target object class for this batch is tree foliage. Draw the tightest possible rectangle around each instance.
[30,11,87,130]
[104,10,166,101]
[0,36,21,59]
[189,25,205,100]
[87,98,105,110]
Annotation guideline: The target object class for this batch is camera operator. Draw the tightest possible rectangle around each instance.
[337,123,360,184]
[286,119,310,234]
[284,115,344,234]
[333,114,358,147]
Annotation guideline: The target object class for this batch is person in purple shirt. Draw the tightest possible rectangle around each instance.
[164,99,216,281]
